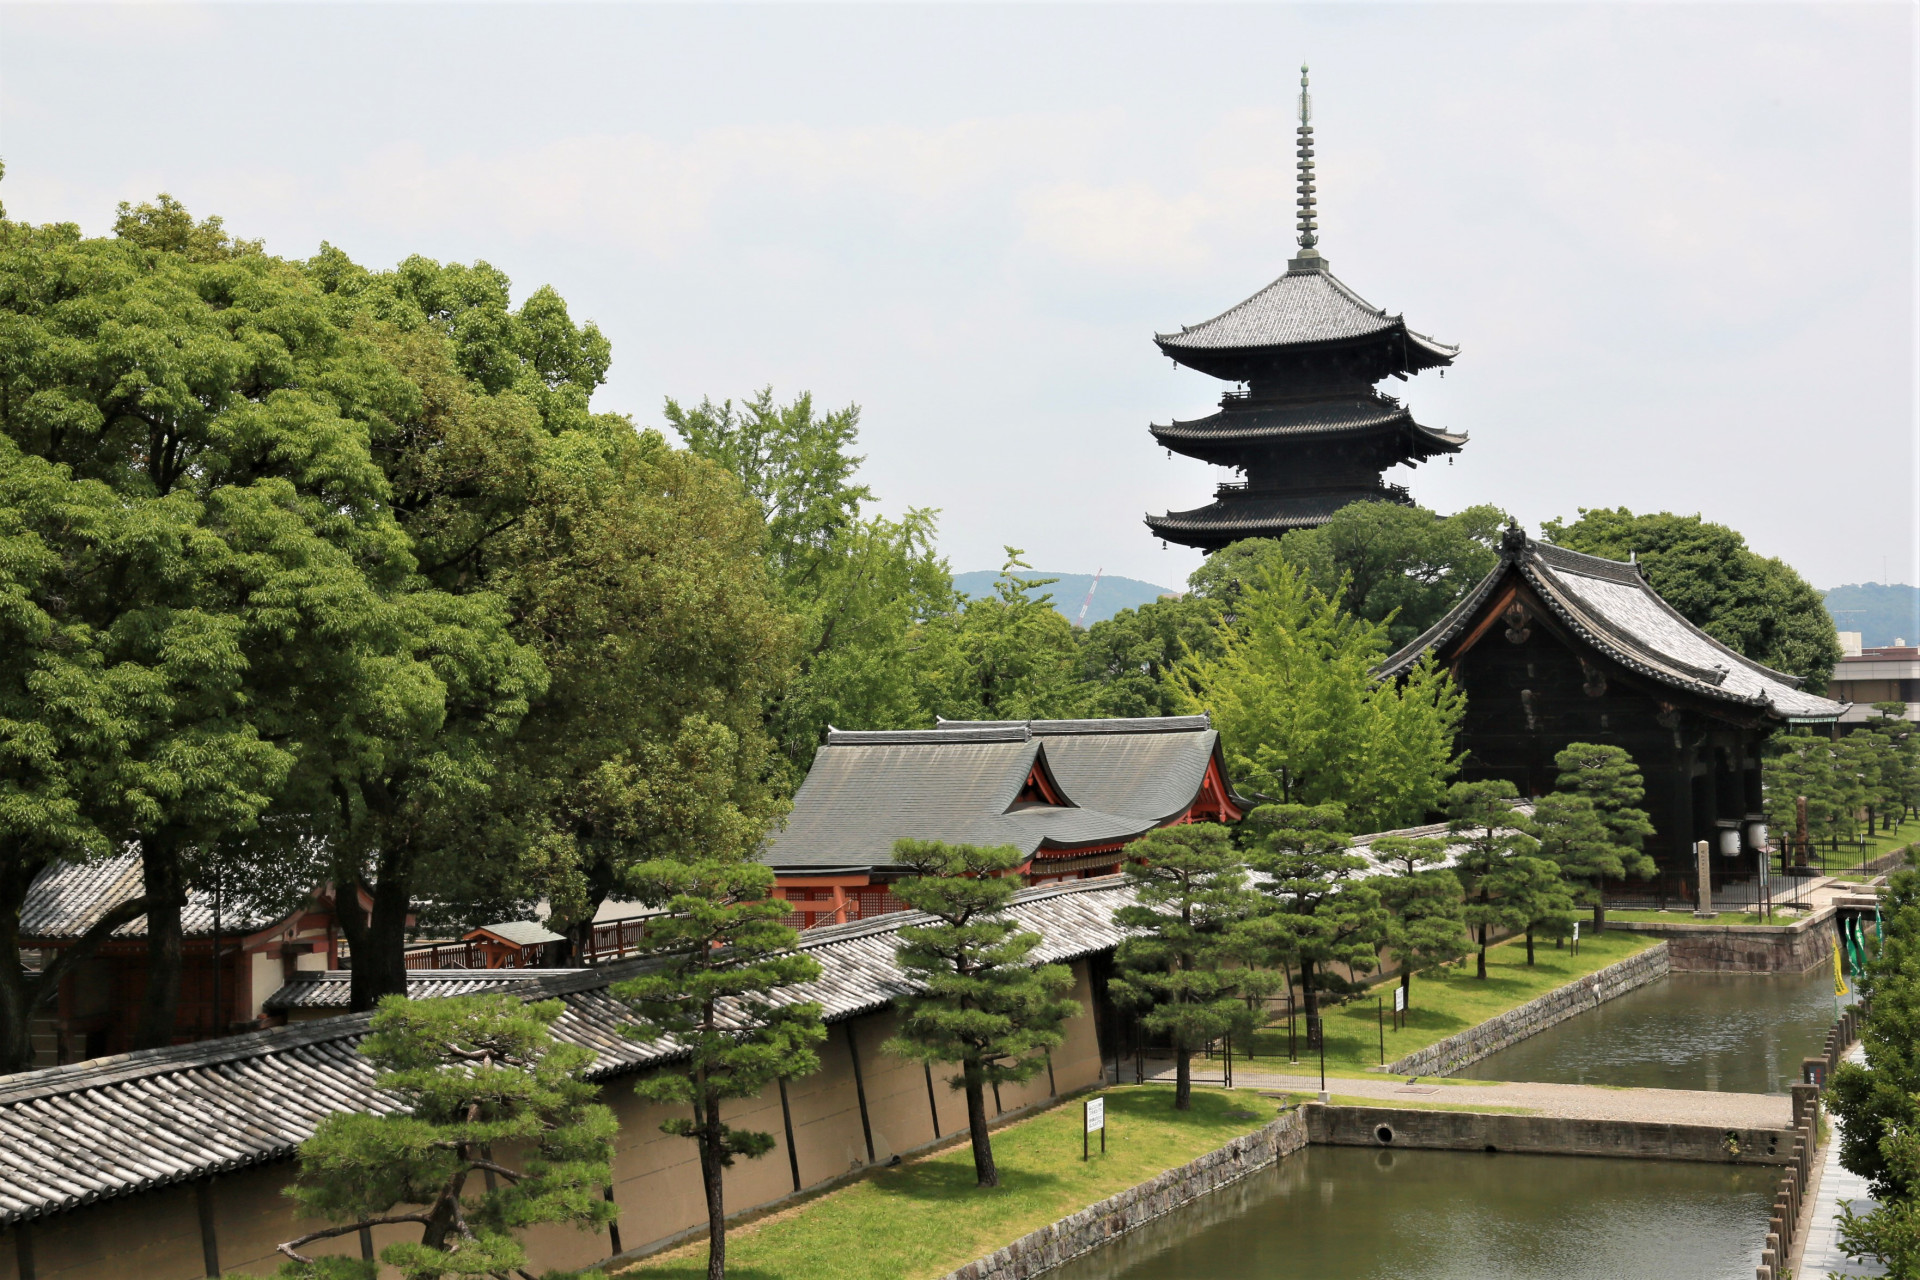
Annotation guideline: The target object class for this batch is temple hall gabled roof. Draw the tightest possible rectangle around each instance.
[1376,530,1849,722]
[759,716,1242,872]
[1154,265,1457,378]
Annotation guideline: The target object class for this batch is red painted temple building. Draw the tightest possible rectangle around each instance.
[759,715,1248,928]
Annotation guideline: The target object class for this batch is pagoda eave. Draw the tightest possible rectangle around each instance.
[1145,486,1416,549]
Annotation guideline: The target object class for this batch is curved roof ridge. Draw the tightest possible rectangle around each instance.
[936,715,1212,736]
[824,725,1028,746]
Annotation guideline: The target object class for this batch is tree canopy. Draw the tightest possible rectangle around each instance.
[1541,508,1842,691]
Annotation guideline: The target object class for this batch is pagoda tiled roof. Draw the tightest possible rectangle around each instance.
[759,717,1242,872]
[1151,397,1465,456]
[1146,487,1412,540]
[1377,533,1850,722]
[1155,264,1456,368]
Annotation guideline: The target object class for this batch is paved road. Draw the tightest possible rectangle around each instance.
[1141,1063,1794,1129]
[1795,1045,1888,1278]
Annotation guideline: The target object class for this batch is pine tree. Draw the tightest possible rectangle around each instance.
[276,994,617,1280]
[883,839,1078,1188]
[1243,803,1390,1038]
[1446,781,1567,975]
[1369,835,1467,1009]
[1109,823,1272,1110]
[613,859,825,1280]
[1549,742,1657,929]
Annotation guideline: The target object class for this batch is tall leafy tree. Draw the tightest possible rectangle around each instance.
[276,993,616,1280]
[911,550,1088,724]
[667,389,950,788]
[883,839,1078,1188]
[1274,503,1505,650]
[1171,562,1463,830]
[1369,834,1467,1009]
[613,860,824,1280]
[1109,823,1272,1110]
[1242,804,1390,1032]
[1539,742,1657,930]
[1542,508,1842,691]
[1077,595,1222,719]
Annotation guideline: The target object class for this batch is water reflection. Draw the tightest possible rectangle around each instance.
[1049,1146,1771,1280]
[1459,969,1849,1093]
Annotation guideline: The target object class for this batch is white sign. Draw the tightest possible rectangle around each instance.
[1085,1097,1105,1133]
[1393,985,1406,1013]
[1573,922,1581,944]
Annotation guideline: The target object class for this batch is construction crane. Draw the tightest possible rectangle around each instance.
[1076,568,1104,627]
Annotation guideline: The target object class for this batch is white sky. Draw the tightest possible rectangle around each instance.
[3,3,1913,592]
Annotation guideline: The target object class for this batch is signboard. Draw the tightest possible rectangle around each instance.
[1392,985,1406,1013]
[1572,921,1580,954]
[1085,1097,1105,1132]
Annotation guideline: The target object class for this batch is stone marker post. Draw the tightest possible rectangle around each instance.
[1694,840,1716,918]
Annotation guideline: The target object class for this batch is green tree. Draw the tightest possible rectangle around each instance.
[667,389,951,787]
[1077,595,1222,718]
[1274,503,1505,650]
[1109,824,1272,1109]
[613,859,825,1280]
[275,993,617,1280]
[1828,857,1920,1275]
[911,550,1088,724]
[1540,742,1657,929]
[883,839,1078,1188]
[1766,735,1846,859]
[1369,835,1467,1009]
[1446,781,1561,975]
[1242,804,1390,1033]
[1171,562,1463,830]
[1542,508,1842,691]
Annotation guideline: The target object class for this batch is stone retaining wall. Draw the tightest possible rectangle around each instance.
[1307,1104,1795,1166]
[937,1108,1308,1280]
[1384,943,1670,1078]
[1609,911,1834,973]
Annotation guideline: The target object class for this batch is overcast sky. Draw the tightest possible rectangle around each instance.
[4,3,1912,592]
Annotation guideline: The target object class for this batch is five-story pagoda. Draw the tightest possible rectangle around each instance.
[1146,68,1466,551]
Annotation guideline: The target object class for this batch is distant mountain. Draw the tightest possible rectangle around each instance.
[951,571,1181,627]
[1825,583,1920,648]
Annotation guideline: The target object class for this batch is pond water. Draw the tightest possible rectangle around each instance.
[1457,968,1850,1093]
[1047,1145,1773,1280]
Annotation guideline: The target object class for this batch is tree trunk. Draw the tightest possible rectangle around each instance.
[0,859,44,1074]
[1525,927,1535,966]
[1593,900,1607,932]
[1476,925,1488,979]
[135,833,186,1050]
[962,1059,998,1188]
[1399,969,1412,1012]
[342,847,415,1013]
[1173,1039,1192,1111]
[700,1090,728,1280]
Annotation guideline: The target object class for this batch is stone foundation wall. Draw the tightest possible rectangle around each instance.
[1610,911,1835,973]
[938,1108,1308,1280]
[1385,943,1671,1078]
[1306,1104,1796,1166]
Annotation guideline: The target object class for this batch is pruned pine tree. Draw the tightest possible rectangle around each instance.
[613,859,824,1280]
[1369,835,1467,1009]
[883,839,1078,1188]
[1110,824,1272,1110]
[1242,804,1389,1036]
[276,994,616,1280]
[1446,781,1561,976]
[1548,742,1656,928]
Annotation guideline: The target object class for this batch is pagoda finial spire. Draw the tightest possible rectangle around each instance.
[1291,64,1326,272]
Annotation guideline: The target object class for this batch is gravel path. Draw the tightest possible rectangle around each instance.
[1143,1063,1794,1129]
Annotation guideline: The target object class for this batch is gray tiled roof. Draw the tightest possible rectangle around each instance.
[471,920,565,947]
[1151,400,1465,454]
[263,970,578,1012]
[761,717,1237,872]
[0,877,1135,1228]
[20,851,288,941]
[1148,488,1412,538]
[1155,266,1456,366]
[1377,533,1849,721]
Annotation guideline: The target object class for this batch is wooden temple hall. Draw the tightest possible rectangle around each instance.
[1378,525,1848,896]
[758,716,1247,925]
[1146,67,1465,549]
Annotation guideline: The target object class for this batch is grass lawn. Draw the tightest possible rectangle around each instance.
[1247,930,1659,1073]
[618,1085,1278,1280]
[1605,909,1781,926]
[1820,828,1916,875]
